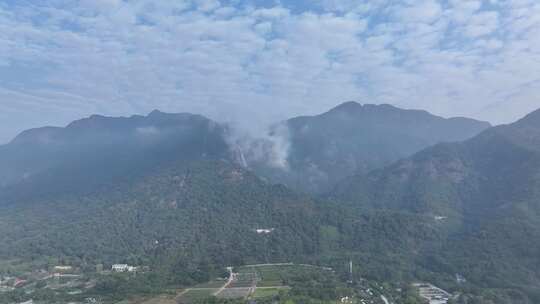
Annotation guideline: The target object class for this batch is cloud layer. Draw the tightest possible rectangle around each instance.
[0,0,539,143]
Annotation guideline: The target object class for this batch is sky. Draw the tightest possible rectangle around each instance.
[0,0,540,143]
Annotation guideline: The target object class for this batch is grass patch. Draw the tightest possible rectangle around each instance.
[238,264,330,288]
[256,280,283,287]
[177,289,217,303]
[252,287,289,299]
[137,295,178,304]
[193,280,227,288]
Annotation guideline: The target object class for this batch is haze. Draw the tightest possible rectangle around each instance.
[1,0,540,143]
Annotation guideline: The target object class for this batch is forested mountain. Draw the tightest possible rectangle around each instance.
[0,160,323,281]
[0,158,456,299]
[0,103,490,199]
[0,110,228,202]
[331,107,540,301]
[1,105,538,304]
[249,102,490,193]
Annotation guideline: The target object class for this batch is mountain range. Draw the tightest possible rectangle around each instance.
[243,102,490,193]
[0,102,539,303]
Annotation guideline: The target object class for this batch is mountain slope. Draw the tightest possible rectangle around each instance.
[0,110,229,202]
[331,107,540,298]
[0,160,323,279]
[249,102,490,193]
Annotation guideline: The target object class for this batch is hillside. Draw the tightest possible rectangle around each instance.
[0,160,323,280]
[0,158,462,304]
[0,110,229,202]
[248,102,490,193]
[331,108,540,300]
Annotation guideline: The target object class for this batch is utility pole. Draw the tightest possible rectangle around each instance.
[347,260,353,284]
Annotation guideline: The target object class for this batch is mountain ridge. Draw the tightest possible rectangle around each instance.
[251,101,491,193]
[329,106,540,298]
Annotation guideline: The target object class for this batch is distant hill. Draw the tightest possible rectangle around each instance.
[331,107,540,299]
[0,103,490,198]
[248,102,491,193]
[0,110,229,202]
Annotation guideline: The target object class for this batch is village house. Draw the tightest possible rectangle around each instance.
[54,265,73,272]
[112,264,137,272]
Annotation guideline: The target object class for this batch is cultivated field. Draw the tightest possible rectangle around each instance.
[176,263,330,302]
[217,287,253,299]
[176,288,218,303]
[252,287,289,299]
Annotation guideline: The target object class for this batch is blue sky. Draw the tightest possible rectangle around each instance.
[0,0,539,143]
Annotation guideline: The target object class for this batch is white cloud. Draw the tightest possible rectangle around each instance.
[0,0,539,143]
[195,0,221,12]
[463,11,499,37]
[392,0,443,24]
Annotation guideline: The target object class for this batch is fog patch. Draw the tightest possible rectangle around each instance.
[226,122,291,170]
[136,126,160,136]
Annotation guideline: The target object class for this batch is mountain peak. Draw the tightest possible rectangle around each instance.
[328,102,400,115]
[515,107,540,128]
[332,101,362,110]
[148,109,164,117]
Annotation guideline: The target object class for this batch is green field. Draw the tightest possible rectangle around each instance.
[177,289,217,303]
[237,265,285,286]
[138,297,177,304]
[237,264,332,288]
[252,287,289,299]
[192,280,227,288]
[175,264,334,302]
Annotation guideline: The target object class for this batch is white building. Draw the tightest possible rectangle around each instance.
[255,228,275,234]
[111,264,137,272]
[54,266,73,272]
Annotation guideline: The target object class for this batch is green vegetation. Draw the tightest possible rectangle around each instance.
[178,289,218,303]
[1,106,540,303]
[252,287,285,298]
[331,108,540,303]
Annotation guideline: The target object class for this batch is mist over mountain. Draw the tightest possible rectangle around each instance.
[0,110,229,201]
[0,102,490,199]
[243,102,491,193]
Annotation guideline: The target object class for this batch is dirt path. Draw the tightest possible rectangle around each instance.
[173,288,192,303]
[213,268,235,296]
